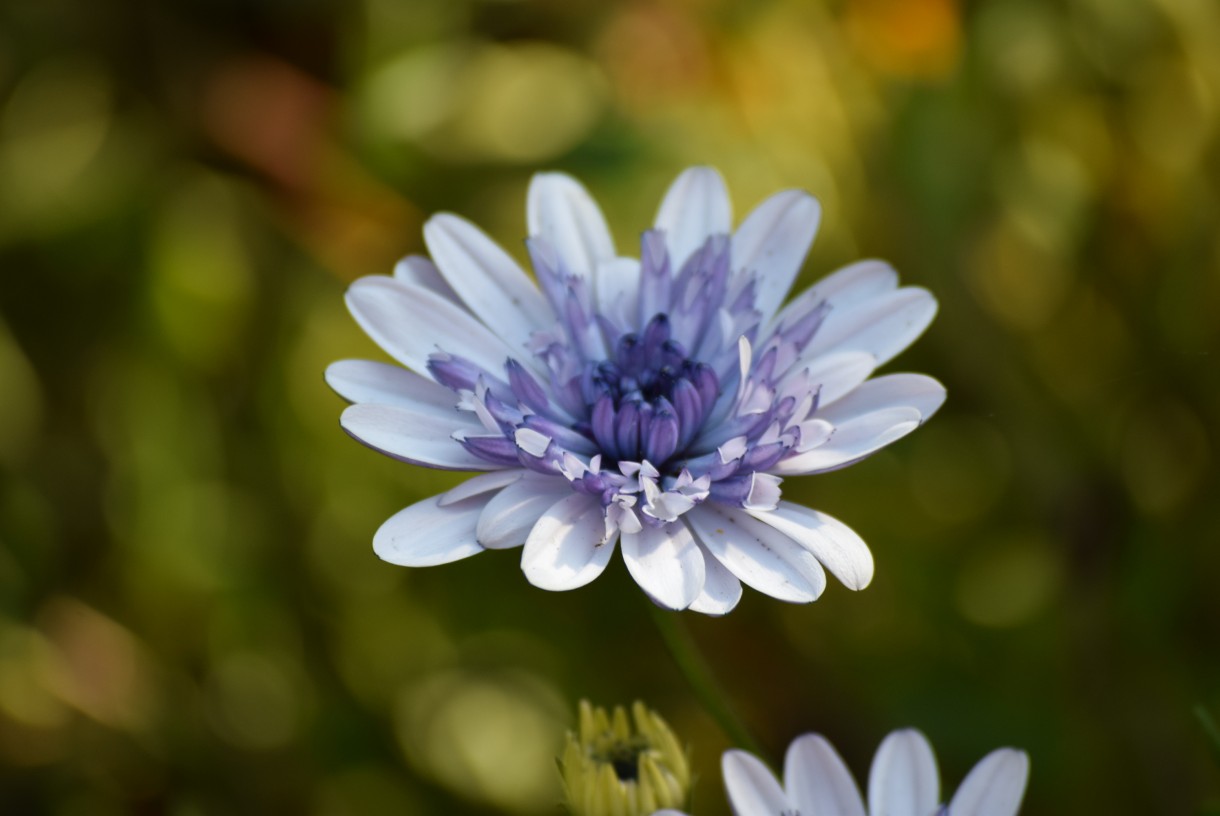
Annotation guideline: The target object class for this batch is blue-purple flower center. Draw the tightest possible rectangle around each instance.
[575,314,720,469]
[432,229,804,517]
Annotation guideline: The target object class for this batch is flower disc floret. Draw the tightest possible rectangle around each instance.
[328,167,946,613]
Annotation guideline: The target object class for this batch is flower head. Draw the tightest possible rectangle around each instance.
[658,728,1029,816]
[328,167,944,612]
[560,700,691,816]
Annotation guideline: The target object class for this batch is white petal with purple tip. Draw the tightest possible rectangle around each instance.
[655,167,732,268]
[745,501,874,591]
[528,172,616,281]
[423,213,553,354]
[785,734,867,816]
[868,729,940,816]
[340,403,496,471]
[521,493,617,590]
[947,749,1029,816]
[621,522,706,610]
[373,494,487,566]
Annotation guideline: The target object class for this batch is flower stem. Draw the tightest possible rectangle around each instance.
[646,603,769,761]
[1196,705,1220,769]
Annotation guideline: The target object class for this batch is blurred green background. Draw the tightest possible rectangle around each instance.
[1,0,1219,813]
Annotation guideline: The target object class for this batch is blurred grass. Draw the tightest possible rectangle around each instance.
[1,0,1219,813]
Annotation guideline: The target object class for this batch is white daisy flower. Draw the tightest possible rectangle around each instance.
[327,167,944,613]
[656,728,1029,816]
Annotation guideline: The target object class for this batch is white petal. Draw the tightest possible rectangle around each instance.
[801,287,937,367]
[340,403,495,471]
[373,494,486,566]
[796,350,877,407]
[686,503,827,603]
[439,470,526,506]
[745,501,874,591]
[794,418,835,452]
[595,257,641,328]
[733,189,822,323]
[476,476,572,550]
[868,729,939,816]
[393,254,460,302]
[527,172,616,280]
[818,373,947,424]
[521,493,616,591]
[620,522,706,610]
[785,734,867,816]
[771,259,899,331]
[722,749,793,816]
[423,213,553,355]
[813,259,901,309]
[325,359,458,416]
[743,472,782,511]
[772,407,922,475]
[655,167,732,268]
[947,749,1029,816]
[685,538,743,616]
[345,276,519,377]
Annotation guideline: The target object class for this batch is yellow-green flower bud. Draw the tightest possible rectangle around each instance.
[560,700,692,816]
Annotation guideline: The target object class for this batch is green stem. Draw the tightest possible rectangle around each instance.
[646,603,769,762]
[1196,705,1220,769]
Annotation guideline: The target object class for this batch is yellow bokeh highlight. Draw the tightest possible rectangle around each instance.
[149,172,255,371]
[361,41,608,163]
[956,533,1064,628]
[0,58,112,227]
[395,668,565,814]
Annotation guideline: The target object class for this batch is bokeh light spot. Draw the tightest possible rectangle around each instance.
[0,58,112,219]
[956,533,1063,628]
[395,668,565,814]
[206,651,303,750]
[361,42,607,163]
[39,598,158,731]
[149,174,255,371]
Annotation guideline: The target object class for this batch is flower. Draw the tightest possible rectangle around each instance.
[560,700,691,816]
[656,728,1030,816]
[327,167,943,613]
